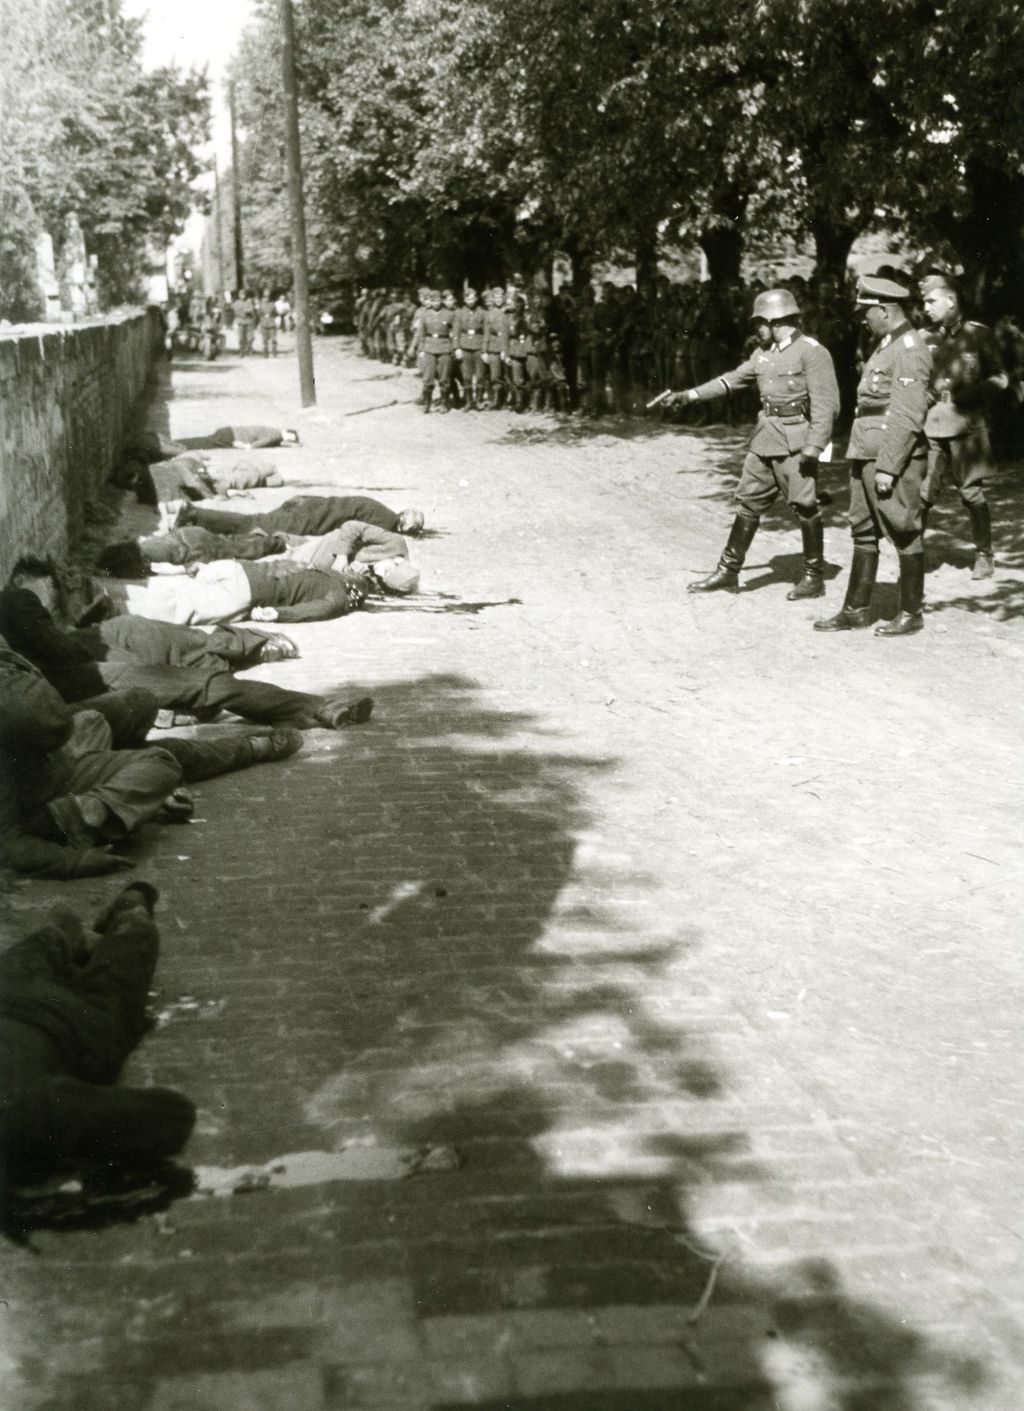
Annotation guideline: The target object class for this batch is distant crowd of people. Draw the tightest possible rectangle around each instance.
[170,289,293,358]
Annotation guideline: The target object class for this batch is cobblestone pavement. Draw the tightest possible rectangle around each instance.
[2,336,1023,1409]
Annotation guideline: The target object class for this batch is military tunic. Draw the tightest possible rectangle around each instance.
[232,296,257,355]
[482,307,511,394]
[921,317,1004,508]
[454,305,486,386]
[416,309,455,395]
[691,334,840,515]
[845,321,931,549]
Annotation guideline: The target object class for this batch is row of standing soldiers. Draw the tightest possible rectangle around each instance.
[355,281,1024,450]
[356,280,795,416]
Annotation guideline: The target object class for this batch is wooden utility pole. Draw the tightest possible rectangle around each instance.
[229,82,245,292]
[280,0,316,406]
[213,164,227,300]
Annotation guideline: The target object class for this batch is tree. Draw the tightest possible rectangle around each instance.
[221,0,1024,308]
[0,0,210,318]
[881,0,1024,315]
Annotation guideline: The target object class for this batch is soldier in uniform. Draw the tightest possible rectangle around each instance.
[918,272,1008,579]
[482,287,511,409]
[507,298,541,412]
[453,288,487,409]
[409,289,454,413]
[816,275,932,636]
[232,289,257,356]
[258,289,278,357]
[665,289,840,600]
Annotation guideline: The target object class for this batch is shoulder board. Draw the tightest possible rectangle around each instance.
[965,320,987,330]
[802,335,820,346]
[903,332,916,347]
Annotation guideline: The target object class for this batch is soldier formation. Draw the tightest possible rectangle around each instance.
[357,268,1021,637]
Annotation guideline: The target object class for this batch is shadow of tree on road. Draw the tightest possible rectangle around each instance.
[1,673,991,1409]
[924,465,1024,621]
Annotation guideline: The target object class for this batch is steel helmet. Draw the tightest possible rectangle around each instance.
[750,288,800,322]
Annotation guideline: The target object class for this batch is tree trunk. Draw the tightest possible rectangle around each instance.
[809,214,860,286]
[949,160,1024,320]
[699,183,748,284]
[563,232,593,292]
[634,226,658,295]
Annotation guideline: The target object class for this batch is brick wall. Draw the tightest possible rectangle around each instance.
[0,309,162,580]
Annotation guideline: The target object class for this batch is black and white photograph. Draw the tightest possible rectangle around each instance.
[1,1,1023,1406]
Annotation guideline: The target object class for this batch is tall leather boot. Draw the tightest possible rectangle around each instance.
[967,502,994,578]
[814,548,878,630]
[787,513,826,600]
[688,513,759,593]
[920,501,931,569]
[875,553,925,636]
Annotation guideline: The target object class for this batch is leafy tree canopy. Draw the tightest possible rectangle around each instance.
[0,0,210,319]
[227,0,1024,313]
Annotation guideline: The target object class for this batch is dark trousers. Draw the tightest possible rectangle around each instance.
[189,504,317,537]
[735,450,819,517]
[95,659,320,727]
[174,428,235,450]
[922,430,991,508]
[848,455,926,553]
[482,353,506,393]
[421,351,452,396]
[459,350,485,387]
[0,900,194,1181]
[73,688,159,748]
[98,614,270,670]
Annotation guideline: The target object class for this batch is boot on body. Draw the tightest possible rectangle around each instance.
[814,547,878,631]
[967,502,994,579]
[875,553,925,636]
[787,513,826,600]
[688,513,759,594]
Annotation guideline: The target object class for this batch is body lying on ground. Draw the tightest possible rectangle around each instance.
[277,523,421,595]
[282,520,409,568]
[178,495,425,539]
[1,576,372,733]
[0,884,195,1187]
[129,428,299,460]
[0,637,301,879]
[104,558,366,626]
[138,456,283,509]
[99,529,286,574]
[169,425,299,451]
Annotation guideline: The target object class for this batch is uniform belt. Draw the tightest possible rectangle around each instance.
[762,399,807,416]
[855,404,887,418]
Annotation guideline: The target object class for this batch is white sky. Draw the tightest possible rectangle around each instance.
[122,0,254,75]
[121,0,258,264]
[122,0,255,163]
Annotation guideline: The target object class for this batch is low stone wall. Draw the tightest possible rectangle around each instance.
[0,309,162,581]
